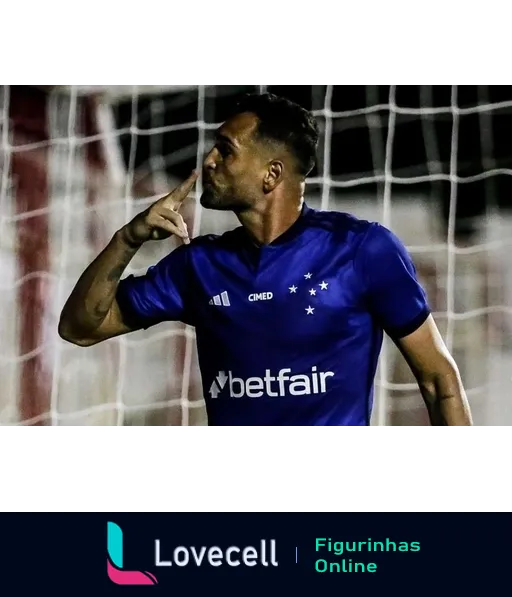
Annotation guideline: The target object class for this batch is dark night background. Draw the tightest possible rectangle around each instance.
[113,85,512,241]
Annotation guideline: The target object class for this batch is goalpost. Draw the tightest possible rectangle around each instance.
[1,85,511,426]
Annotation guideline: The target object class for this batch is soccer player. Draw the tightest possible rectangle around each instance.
[59,93,473,426]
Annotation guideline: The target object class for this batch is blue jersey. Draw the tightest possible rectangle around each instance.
[116,204,430,426]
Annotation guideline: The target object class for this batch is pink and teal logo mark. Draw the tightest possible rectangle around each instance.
[107,522,158,586]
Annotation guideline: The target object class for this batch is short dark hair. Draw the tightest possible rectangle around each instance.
[232,93,319,177]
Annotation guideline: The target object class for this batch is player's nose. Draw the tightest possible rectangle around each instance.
[203,147,217,172]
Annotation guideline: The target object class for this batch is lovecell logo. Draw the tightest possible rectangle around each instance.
[107,522,158,586]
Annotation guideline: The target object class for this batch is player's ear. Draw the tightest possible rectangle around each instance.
[263,161,284,193]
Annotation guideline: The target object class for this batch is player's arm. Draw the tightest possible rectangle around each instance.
[58,232,145,346]
[58,171,198,347]
[395,316,472,426]
[357,223,473,426]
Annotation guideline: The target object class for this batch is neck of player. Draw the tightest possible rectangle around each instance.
[237,184,305,246]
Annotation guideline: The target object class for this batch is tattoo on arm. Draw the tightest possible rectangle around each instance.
[108,264,128,282]
[92,303,110,320]
[92,252,134,321]
[107,250,134,282]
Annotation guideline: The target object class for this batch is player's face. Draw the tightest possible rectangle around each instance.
[201,112,268,212]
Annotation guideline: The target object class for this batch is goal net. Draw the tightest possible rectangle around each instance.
[1,85,511,426]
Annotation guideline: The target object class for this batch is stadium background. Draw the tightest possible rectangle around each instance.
[1,85,511,426]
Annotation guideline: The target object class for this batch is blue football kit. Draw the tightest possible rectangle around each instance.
[116,204,430,426]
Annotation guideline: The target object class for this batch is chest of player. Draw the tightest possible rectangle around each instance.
[192,248,364,343]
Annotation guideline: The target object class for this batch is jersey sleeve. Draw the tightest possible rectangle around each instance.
[116,244,194,330]
[356,223,431,339]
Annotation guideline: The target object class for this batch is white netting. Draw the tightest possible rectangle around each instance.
[1,85,511,426]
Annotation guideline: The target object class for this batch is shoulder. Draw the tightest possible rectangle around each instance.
[304,206,378,249]
[355,221,410,262]
[305,208,413,277]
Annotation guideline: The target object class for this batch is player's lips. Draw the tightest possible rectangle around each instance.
[203,171,216,187]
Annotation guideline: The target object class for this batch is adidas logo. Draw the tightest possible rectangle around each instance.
[209,291,231,307]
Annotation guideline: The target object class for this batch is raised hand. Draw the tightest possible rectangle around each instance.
[123,171,199,246]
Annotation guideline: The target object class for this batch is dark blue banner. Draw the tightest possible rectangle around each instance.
[3,513,509,595]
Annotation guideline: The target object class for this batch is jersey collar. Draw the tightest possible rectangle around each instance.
[241,203,313,249]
